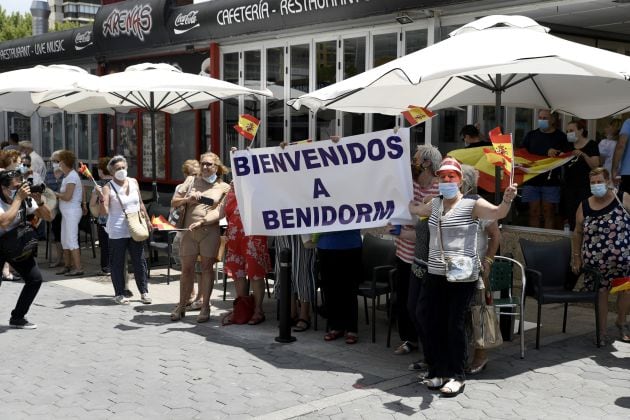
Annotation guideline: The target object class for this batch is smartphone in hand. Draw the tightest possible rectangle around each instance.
[198,196,214,206]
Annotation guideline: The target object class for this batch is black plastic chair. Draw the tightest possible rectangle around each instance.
[519,238,600,349]
[147,229,178,284]
[357,234,397,343]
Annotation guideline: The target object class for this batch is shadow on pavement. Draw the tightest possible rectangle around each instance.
[55,296,118,308]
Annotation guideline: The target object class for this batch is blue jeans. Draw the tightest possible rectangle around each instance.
[109,237,148,296]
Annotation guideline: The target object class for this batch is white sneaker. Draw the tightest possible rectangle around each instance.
[140,293,152,304]
[114,295,130,305]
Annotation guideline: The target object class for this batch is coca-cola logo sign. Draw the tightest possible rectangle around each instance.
[173,10,200,35]
[102,4,152,42]
[74,30,93,51]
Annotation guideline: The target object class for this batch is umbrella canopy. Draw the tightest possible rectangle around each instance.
[33,63,274,201]
[0,64,108,117]
[290,15,630,119]
[34,63,274,114]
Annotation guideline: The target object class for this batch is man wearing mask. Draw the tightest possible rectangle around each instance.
[18,141,46,185]
[521,109,569,229]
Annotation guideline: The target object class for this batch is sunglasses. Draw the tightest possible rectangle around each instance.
[200,162,217,167]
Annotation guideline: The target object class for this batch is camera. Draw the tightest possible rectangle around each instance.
[197,196,214,206]
[24,178,46,194]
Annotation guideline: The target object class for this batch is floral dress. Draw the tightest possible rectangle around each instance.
[224,188,271,280]
[581,192,630,289]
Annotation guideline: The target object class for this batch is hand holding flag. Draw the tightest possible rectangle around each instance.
[78,161,99,188]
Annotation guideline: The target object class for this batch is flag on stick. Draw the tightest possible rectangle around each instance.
[611,277,630,294]
[487,127,514,183]
[233,114,260,141]
[78,161,99,188]
[151,215,176,230]
[401,105,436,126]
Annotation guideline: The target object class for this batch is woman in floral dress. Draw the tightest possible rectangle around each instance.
[224,183,271,325]
[572,167,630,344]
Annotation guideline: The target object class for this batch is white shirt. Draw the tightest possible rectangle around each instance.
[107,179,141,239]
[30,151,46,185]
[59,170,83,212]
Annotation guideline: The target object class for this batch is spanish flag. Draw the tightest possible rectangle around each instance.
[78,162,94,180]
[486,127,514,176]
[151,215,176,230]
[448,147,575,193]
[610,277,630,294]
[234,114,260,141]
[401,105,436,126]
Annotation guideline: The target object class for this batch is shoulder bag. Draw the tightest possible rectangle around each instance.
[168,177,194,228]
[470,302,503,349]
[110,180,149,242]
[437,199,479,283]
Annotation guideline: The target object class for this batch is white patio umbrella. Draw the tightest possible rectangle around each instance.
[0,64,110,117]
[289,15,630,119]
[34,63,274,200]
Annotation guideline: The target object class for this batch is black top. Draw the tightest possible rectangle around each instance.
[522,128,569,186]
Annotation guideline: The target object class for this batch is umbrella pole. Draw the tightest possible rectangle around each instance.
[494,74,502,204]
[150,92,158,203]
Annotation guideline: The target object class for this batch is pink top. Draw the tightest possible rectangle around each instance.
[395,181,439,263]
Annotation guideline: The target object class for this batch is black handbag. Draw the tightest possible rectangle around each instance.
[1,203,38,262]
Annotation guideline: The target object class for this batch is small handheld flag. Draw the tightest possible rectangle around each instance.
[151,215,176,230]
[487,127,515,185]
[234,114,260,141]
[401,105,436,127]
[78,161,99,188]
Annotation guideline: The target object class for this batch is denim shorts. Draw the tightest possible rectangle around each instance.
[521,185,561,204]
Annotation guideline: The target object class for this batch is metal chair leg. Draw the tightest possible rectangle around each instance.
[594,298,600,348]
[364,296,369,324]
[371,297,376,343]
[536,303,542,350]
[562,302,568,333]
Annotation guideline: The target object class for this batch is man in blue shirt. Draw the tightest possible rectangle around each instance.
[520,109,569,229]
[612,118,630,194]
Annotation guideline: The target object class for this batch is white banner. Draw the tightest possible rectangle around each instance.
[231,128,414,236]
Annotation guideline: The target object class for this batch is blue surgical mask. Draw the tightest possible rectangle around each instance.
[9,188,17,198]
[204,174,217,184]
[567,132,577,142]
[17,164,28,174]
[439,182,460,199]
[538,119,549,130]
[590,184,608,197]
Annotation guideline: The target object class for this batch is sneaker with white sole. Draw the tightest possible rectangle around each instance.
[9,318,37,329]
[114,295,130,305]
[140,293,152,304]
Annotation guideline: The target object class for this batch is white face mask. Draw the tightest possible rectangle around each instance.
[114,169,127,181]
[567,132,577,142]
[204,174,217,184]
[52,163,60,170]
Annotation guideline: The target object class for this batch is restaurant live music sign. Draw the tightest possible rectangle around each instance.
[0,0,466,69]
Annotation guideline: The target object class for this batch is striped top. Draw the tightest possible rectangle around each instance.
[395,181,439,263]
[427,196,479,277]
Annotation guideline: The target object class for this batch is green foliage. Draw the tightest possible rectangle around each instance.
[53,21,83,32]
[0,6,32,42]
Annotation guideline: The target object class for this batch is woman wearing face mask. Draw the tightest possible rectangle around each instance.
[54,150,84,276]
[408,157,517,398]
[562,120,600,230]
[98,155,152,305]
[572,167,630,345]
[170,153,230,322]
[0,149,27,282]
[44,150,64,268]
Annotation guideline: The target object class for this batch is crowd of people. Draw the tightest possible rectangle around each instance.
[1,114,629,399]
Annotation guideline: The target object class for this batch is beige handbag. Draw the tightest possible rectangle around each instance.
[470,303,503,349]
[110,181,149,242]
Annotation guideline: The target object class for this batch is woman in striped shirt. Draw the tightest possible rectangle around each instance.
[408,157,516,397]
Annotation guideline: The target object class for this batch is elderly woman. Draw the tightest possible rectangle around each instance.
[99,155,152,305]
[44,150,64,268]
[572,167,630,344]
[409,157,516,397]
[0,169,53,329]
[393,145,441,356]
[170,153,230,322]
[54,150,84,276]
[89,157,113,275]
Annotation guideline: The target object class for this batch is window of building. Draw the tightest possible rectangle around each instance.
[290,44,310,142]
[222,52,239,163]
[342,37,366,137]
[244,49,262,146]
[266,46,285,147]
[315,40,337,140]
[170,112,196,181]
[372,32,398,132]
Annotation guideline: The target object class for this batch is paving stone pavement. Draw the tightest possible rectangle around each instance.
[0,252,629,419]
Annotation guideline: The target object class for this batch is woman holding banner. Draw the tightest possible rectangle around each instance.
[408,157,517,397]
[571,167,630,344]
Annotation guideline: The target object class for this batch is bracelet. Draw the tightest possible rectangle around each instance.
[483,256,494,265]
[502,198,512,205]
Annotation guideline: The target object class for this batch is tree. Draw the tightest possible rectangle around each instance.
[0,6,32,42]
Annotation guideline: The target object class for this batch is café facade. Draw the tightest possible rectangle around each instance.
[1,0,630,198]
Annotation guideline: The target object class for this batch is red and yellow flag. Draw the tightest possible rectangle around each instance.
[487,127,514,176]
[78,162,94,180]
[151,215,176,230]
[610,277,630,294]
[233,114,260,141]
[401,105,436,126]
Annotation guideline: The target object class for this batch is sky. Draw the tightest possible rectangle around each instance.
[1,0,36,15]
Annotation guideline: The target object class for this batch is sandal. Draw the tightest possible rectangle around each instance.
[345,332,358,345]
[56,267,72,275]
[422,377,446,390]
[394,341,416,355]
[465,359,488,375]
[440,379,466,397]
[324,330,344,341]
[615,322,630,343]
[221,311,234,326]
[248,312,266,325]
[293,318,311,333]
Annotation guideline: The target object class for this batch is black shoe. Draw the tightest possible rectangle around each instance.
[123,289,133,298]
[9,318,37,329]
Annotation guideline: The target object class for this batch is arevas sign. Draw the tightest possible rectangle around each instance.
[102,4,153,42]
